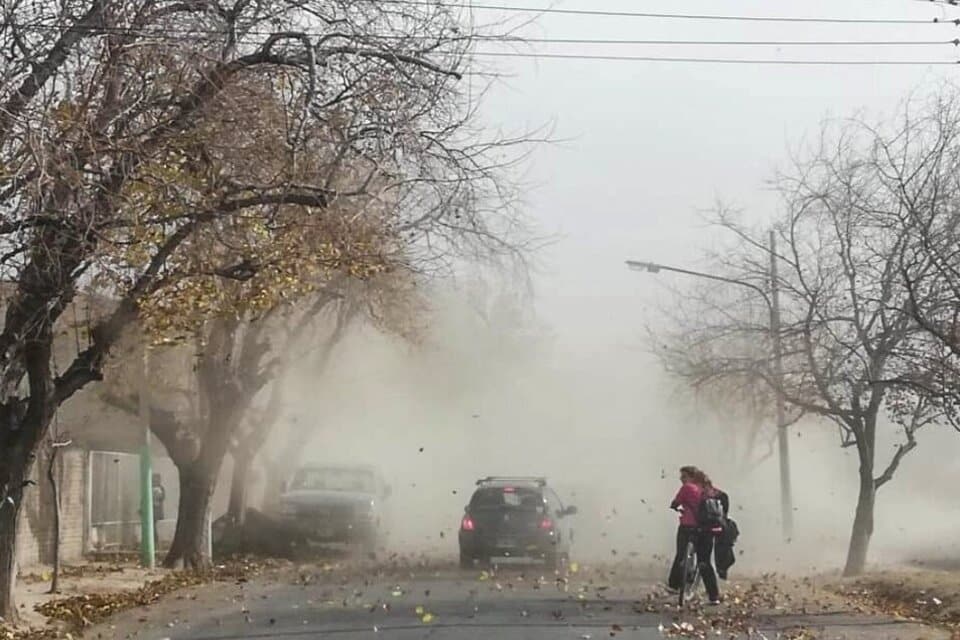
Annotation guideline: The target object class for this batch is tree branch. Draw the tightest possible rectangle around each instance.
[0,2,106,145]
[874,433,917,489]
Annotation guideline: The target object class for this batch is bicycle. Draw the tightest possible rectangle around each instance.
[670,504,702,607]
[678,535,701,607]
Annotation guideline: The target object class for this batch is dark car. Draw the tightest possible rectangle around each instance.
[279,464,391,551]
[458,476,577,570]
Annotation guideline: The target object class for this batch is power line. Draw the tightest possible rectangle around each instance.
[10,22,959,47]
[3,13,957,67]
[470,51,959,64]
[3,1,957,42]
[5,19,960,47]
[10,21,958,49]
[378,0,958,25]
[507,37,960,46]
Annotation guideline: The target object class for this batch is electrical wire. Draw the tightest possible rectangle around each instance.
[8,22,958,48]
[376,0,959,25]
[3,6,957,67]
[504,37,960,46]
[7,20,957,48]
[469,51,959,64]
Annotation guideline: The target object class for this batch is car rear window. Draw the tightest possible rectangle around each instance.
[470,487,544,510]
[291,468,375,492]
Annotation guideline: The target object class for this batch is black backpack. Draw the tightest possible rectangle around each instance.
[721,518,740,545]
[698,491,725,529]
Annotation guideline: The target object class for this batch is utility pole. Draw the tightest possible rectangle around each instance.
[627,234,796,542]
[194,328,212,562]
[769,231,794,539]
[139,345,156,569]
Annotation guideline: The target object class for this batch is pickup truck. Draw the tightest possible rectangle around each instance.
[279,464,391,551]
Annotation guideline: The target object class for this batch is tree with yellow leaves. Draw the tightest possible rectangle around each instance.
[0,0,530,616]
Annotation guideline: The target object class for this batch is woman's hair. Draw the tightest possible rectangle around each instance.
[680,466,714,490]
[696,471,714,492]
[679,465,700,479]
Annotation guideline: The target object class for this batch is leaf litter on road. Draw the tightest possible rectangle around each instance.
[32,558,276,636]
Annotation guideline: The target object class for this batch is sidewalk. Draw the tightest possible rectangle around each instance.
[1,557,275,639]
[1,561,170,638]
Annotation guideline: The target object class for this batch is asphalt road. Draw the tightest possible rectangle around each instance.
[97,562,948,640]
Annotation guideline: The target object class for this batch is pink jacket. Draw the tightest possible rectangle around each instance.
[671,482,702,527]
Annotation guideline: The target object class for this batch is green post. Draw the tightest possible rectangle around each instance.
[139,437,155,567]
[139,347,156,568]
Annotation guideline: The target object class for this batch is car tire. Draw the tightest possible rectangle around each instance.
[459,550,473,570]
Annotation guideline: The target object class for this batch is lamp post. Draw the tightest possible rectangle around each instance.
[627,237,794,540]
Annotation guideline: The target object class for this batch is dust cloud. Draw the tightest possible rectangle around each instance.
[263,283,960,576]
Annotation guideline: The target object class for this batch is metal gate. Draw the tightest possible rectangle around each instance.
[87,451,178,552]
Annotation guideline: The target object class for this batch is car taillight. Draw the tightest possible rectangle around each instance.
[461,516,475,531]
[539,517,554,530]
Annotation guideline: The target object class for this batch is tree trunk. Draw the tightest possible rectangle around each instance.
[0,499,18,624]
[236,386,285,516]
[163,461,216,570]
[843,467,875,577]
[226,451,251,526]
[163,389,236,569]
[0,451,33,622]
[261,459,284,513]
[0,235,118,617]
[263,423,315,509]
[47,449,61,594]
[262,431,310,512]
[0,391,55,621]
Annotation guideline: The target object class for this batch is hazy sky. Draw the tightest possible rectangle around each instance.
[282,1,960,561]
[476,0,959,347]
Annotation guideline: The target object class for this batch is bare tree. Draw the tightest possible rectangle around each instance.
[652,278,788,475]
[861,90,960,422]
[651,133,948,574]
[657,345,800,477]
[0,0,531,615]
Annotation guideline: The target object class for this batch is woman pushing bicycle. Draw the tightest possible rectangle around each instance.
[667,465,724,605]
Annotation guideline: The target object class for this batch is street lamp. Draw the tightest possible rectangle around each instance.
[626,234,794,541]
[626,260,772,308]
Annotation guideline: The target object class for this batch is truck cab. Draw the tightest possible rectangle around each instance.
[279,464,391,551]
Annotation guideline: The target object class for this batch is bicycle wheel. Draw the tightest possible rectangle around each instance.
[678,539,699,607]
